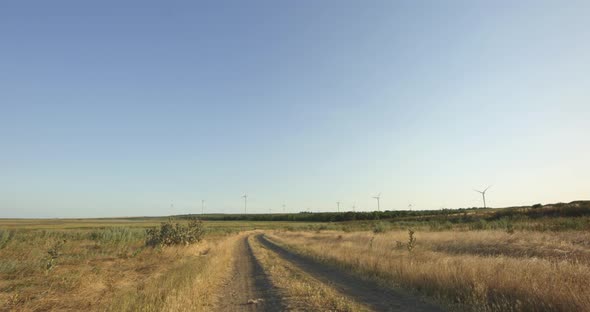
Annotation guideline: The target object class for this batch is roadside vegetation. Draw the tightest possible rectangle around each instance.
[0,219,239,311]
[145,218,205,247]
[268,229,590,311]
[109,233,244,311]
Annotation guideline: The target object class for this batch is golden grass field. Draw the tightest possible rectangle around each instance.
[0,224,232,311]
[267,230,590,311]
[1,215,589,311]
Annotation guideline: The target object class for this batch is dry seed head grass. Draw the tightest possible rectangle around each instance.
[269,230,590,311]
[0,225,238,312]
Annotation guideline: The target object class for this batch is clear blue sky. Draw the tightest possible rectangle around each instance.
[1,1,589,218]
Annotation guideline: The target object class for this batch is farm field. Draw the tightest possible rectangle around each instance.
[1,202,590,311]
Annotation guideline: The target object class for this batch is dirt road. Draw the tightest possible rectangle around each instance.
[215,236,285,311]
[257,234,443,312]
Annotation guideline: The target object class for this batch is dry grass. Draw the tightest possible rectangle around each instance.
[0,225,241,311]
[248,234,368,312]
[269,230,590,311]
[0,228,149,311]
[4,217,588,311]
[109,233,245,312]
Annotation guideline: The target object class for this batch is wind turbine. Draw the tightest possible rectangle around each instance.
[336,201,340,212]
[201,200,205,215]
[282,203,286,213]
[372,193,381,211]
[474,186,492,209]
[352,203,356,212]
[408,203,413,211]
[242,194,248,214]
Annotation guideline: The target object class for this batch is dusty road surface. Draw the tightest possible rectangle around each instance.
[257,234,444,312]
[215,236,285,311]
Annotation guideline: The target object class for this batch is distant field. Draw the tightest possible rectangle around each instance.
[0,218,317,231]
[0,218,164,230]
[1,202,589,311]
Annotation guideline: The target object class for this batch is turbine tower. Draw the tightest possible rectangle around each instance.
[352,203,356,212]
[372,193,381,211]
[408,203,413,211]
[336,201,340,212]
[242,194,248,214]
[474,186,492,209]
[201,200,205,215]
[282,203,286,213]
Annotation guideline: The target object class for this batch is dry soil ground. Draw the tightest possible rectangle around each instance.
[216,233,442,312]
[215,236,286,311]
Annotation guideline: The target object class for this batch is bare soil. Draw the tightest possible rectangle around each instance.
[215,236,285,311]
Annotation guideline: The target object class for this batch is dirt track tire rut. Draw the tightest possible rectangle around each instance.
[257,234,444,312]
[215,235,285,311]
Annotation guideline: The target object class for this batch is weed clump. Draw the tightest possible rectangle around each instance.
[315,224,329,233]
[0,230,15,249]
[145,218,205,247]
[372,221,390,234]
[407,229,416,252]
[45,239,66,273]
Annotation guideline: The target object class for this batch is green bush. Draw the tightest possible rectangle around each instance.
[469,219,489,230]
[407,229,416,252]
[145,218,205,247]
[314,224,329,233]
[45,239,66,273]
[372,221,390,234]
[429,221,454,231]
[0,230,15,249]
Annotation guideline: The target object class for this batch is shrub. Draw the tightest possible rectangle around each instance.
[469,219,489,231]
[341,225,353,233]
[45,239,66,273]
[407,229,416,252]
[145,218,205,247]
[372,221,390,234]
[506,223,515,234]
[0,229,15,249]
[315,224,329,233]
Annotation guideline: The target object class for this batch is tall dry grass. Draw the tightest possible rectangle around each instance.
[269,230,590,311]
[0,226,241,311]
[109,233,245,311]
